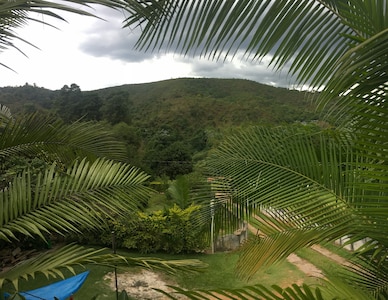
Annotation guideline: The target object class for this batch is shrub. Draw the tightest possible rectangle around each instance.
[104,205,208,254]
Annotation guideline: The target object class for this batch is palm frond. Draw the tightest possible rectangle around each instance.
[125,0,388,127]
[0,113,127,163]
[319,33,388,121]
[0,0,128,57]
[0,158,151,242]
[159,280,373,300]
[337,258,388,298]
[126,1,373,84]
[120,255,208,276]
[125,0,388,297]
[0,243,110,290]
[236,228,333,280]
[167,175,191,208]
[0,105,13,127]
[341,98,388,248]
[204,125,387,275]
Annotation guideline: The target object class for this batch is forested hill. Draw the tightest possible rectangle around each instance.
[0,78,317,125]
[95,78,317,126]
[0,78,320,178]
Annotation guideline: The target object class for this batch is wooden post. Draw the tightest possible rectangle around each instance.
[112,231,119,300]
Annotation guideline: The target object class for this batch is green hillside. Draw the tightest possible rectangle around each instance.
[0,78,320,179]
[95,78,317,127]
[0,78,318,125]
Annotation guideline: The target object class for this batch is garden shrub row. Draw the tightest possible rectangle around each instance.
[106,204,208,254]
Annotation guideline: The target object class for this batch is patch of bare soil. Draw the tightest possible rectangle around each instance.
[104,270,184,300]
[286,253,325,279]
[311,244,352,267]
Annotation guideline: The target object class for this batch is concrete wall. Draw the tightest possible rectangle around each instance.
[335,236,371,251]
[215,223,248,251]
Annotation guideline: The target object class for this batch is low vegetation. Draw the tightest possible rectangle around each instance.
[68,204,209,254]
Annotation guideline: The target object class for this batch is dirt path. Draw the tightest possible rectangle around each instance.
[250,223,326,277]
[311,244,352,267]
[286,253,325,278]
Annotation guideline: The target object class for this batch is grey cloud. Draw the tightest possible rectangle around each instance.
[180,53,297,88]
[79,8,157,62]
[78,8,297,88]
[79,31,154,62]
[78,7,259,63]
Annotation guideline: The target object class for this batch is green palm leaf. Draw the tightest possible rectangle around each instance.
[167,175,191,208]
[204,125,388,293]
[0,0,128,60]
[0,243,207,291]
[0,105,12,127]
[0,158,151,242]
[0,112,127,163]
[125,0,387,120]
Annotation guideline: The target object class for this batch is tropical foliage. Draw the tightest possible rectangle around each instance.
[125,0,388,299]
[0,108,206,299]
[96,204,208,254]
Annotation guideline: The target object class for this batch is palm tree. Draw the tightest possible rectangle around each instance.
[0,109,206,298]
[124,1,388,299]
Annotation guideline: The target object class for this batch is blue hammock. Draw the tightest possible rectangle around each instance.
[4,271,89,300]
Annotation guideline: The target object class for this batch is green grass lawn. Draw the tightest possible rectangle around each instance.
[77,251,320,298]
[13,251,317,299]
[168,251,319,290]
[9,244,349,299]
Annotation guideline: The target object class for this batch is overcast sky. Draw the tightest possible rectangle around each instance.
[0,7,295,91]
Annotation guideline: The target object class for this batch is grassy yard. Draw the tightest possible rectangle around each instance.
[296,243,353,277]
[82,251,322,298]
[11,249,324,299]
[170,251,320,290]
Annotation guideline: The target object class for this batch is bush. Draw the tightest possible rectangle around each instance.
[104,205,208,254]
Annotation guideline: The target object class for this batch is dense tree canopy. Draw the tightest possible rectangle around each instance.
[1,78,313,180]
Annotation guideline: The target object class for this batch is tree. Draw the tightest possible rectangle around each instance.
[56,84,84,122]
[125,1,388,299]
[0,107,205,298]
[101,91,130,124]
[56,85,103,122]
[145,140,193,179]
